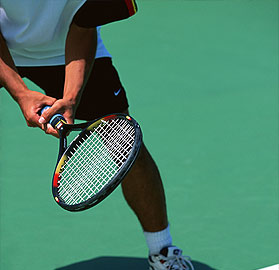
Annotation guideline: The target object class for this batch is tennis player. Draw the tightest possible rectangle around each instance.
[0,1,194,269]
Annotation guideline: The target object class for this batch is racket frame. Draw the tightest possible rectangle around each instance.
[51,114,142,212]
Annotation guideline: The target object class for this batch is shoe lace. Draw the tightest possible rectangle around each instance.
[163,254,194,270]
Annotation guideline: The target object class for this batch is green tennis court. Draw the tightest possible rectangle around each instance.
[0,1,278,269]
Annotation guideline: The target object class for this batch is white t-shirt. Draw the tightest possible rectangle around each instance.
[0,0,111,66]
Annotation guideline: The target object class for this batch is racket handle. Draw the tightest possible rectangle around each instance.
[40,106,66,129]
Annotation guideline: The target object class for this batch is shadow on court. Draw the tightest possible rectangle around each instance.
[55,256,217,270]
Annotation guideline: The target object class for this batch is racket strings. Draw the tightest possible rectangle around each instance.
[101,119,135,163]
[60,143,111,202]
[60,129,122,203]
[58,118,135,205]
[60,133,121,204]
[60,135,119,203]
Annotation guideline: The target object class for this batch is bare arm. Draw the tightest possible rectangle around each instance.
[0,30,25,93]
[0,31,56,127]
[40,23,97,136]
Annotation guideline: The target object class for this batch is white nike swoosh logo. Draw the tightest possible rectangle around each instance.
[114,88,122,96]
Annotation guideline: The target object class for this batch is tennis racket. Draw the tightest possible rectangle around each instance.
[41,106,142,212]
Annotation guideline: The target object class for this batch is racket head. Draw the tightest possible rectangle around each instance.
[52,113,142,211]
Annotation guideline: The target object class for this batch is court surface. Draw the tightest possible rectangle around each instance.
[0,1,278,269]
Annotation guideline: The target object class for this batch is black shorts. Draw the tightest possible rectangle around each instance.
[17,57,129,120]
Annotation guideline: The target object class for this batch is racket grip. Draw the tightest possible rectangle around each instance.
[40,106,66,129]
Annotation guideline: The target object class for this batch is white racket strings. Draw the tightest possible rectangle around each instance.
[58,118,135,205]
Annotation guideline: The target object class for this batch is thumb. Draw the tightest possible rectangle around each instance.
[38,106,50,124]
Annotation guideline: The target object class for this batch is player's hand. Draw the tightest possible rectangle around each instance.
[39,98,76,138]
[17,90,57,129]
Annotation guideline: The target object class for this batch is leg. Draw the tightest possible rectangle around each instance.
[121,112,168,232]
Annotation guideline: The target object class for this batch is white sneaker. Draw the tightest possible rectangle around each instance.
[148,246,194,270]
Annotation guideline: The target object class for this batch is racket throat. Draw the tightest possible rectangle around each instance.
[57,129,68,163]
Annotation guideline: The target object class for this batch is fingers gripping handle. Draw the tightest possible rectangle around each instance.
[40,106,66,130]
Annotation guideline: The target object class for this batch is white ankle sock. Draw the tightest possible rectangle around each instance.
[143,224,172,255]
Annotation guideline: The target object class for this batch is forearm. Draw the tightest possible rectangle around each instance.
[38,23,97,133]
[63,23,97,107]
[0,31,56,129]
[0,31,29,101]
